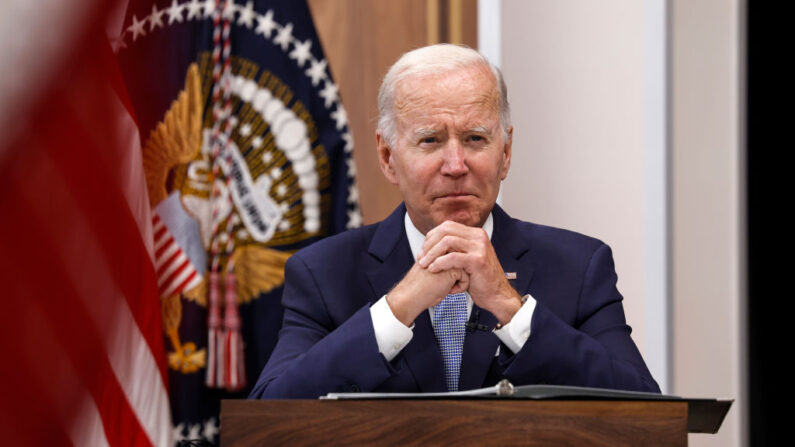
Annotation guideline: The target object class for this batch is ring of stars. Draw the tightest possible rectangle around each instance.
[117,0,362,228]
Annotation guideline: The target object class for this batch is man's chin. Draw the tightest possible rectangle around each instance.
[432,209,488,228]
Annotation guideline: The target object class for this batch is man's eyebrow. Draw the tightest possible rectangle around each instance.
[412,128,439,137]
[468,125,493,134]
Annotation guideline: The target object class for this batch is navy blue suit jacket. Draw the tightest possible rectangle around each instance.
[250,204,659,398]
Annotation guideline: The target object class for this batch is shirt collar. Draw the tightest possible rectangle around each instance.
[404,212,494,260]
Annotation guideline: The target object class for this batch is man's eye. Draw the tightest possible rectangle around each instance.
[420,137,437,144]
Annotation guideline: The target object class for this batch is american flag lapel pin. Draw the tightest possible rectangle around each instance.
[505,272,517,280]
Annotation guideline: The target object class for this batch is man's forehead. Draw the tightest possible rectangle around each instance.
[394,66,499,106]
[393,68,500,130]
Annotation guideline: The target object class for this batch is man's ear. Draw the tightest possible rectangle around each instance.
[376,132,399,185]
[500,126,513,180]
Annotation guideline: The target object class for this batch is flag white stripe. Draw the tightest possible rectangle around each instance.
[107,294,173,447]
[152,215,165,233]
[161,263,195,297]
[21,280,112,447]
[6,11,170,445]
[59,84,172,446]
[155,241,181,272]
[157,250,189,286]
[55,174,172,447]
[67,392,111,447]
[110,85,155,261]
[0,0,93,154]
[183,272,203,292]
[153,231,174,253]
[28,152,170,446]
[109,86,172,447]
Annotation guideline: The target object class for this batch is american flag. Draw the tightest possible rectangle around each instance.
[0,0,172,445]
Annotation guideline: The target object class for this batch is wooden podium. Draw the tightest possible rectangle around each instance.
[221,397,729,446]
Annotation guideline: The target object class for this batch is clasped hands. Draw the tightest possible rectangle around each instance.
[386,220,522,327]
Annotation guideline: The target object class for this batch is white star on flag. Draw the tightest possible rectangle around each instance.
[345,156,357,177]
[203,0,216,18]
[128,15,147,42]
[347,184,359,204]
[347,209,363,229]
[255,10,277,37]
[166,0,184,24]
[238,1,256,28]
[110,33,127,52]
[148,4,165,31]
[290,39,313,67]
[305,58,327,86]
[222,0,236,20]
[172,423,187,443]
[274,22,293,50]
[186,0,204,20]
[342,131,354,153]
[187,423,202,440]
[331,106,347,130]
[203,418,220,441]
[319,81,339,108]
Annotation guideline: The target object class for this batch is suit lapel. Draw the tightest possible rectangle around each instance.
[490,205,534,296]
[364,204,446,392]
[459,205,535,390]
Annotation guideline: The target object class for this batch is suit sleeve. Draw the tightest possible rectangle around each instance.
[501,244,660,393]
[248,254,396,399]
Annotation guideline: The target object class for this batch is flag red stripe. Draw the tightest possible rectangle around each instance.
[174,269,199,295]
[154,225,168,241]
[162,258,192,292]
[105,26,141,128]
[0,5,170,445]
[42,103,169,387]
[2,182,153,447]
[0,302,74,446]
[157,245,183,278]
[155,235,177,259]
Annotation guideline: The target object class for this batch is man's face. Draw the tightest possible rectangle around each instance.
[377,64,512,234]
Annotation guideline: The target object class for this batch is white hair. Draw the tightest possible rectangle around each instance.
[376,44,511,148]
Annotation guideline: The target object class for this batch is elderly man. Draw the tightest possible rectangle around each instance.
[250,44,659,398]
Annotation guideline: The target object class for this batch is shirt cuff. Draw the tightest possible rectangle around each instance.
[370,295,414,361]
[493,294,537,354]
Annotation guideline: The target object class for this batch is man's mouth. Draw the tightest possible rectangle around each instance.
[436,192,474,199]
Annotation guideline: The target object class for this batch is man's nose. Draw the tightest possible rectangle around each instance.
[440,138,468,177]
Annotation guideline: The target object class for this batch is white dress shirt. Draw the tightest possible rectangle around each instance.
[369,212,537,361]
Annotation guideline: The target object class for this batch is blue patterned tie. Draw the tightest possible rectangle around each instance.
[432,292,468,392]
